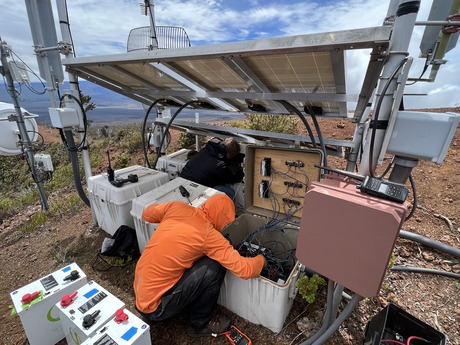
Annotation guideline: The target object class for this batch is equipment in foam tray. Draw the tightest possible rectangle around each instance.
[9,263,87,345]
[131,177,224,253]
[55,280,125,345]
[87,165,169,235]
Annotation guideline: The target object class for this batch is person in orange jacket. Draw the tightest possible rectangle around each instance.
[133,193,265,338]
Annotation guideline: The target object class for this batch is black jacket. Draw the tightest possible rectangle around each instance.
[180,140,244,187]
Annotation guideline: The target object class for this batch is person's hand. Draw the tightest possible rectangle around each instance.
[260,254,268,268]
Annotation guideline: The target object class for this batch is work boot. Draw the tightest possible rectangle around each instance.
[186,315,231,338]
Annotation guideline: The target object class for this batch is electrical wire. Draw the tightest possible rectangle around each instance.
[391,266,460,279]
[141,99,166,168]
[63,0,77,58]
[152,100,199,170]
[399,229,460,258]
[276,100,318,149]
[404,174,417,221]
[59,93,88,152]
[405,56,429,86]
[235,210,299,282]
[368,58,408,178]
[304,105,329,168]
[10,49,46,94]
[380,340,405,345]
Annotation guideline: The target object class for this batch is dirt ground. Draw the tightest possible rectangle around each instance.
[0,109,459,345]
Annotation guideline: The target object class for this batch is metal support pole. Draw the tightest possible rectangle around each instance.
[311,294,363,345]
[359,0,421,177]
[195,112,201,151]
[388,156,418,184]
[0,40,49,210]
[429,0,460,81]
[56,1,93,211]
[146,0,158,50]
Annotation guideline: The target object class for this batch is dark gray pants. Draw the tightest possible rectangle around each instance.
[137,256,226,330]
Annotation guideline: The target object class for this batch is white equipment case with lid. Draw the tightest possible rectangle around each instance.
[130,177,223,253]
[156,148,192,179]
[87,165,169,235]
[9,263,87,345]
[217,145,323,333]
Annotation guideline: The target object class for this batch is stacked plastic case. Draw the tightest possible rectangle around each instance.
[156,148,192,180]
[87,165,169,235]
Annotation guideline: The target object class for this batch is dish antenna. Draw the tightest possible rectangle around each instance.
[0,102,39,156]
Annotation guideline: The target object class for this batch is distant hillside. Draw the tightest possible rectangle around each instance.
[0,81,232,125]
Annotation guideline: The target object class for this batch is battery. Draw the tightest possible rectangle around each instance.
[55,280,125,345]
[9,263,87,345]
[81,308,151,345]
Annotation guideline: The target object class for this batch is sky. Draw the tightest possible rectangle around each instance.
[1,0,459,110]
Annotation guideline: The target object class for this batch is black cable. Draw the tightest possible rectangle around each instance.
[141,99,165,168]
[391,266,460,279]
[404,174,417,221]
[405,56,429,86]
[276,100,317,149]
[59,94,88,151]
[369,58,408,177]
[304,105,328,167]
[63,129,90,207]
[399,229,460,258]
[314,164,364,182]
[63,0,77,58]
[10,50,46,94]
[152,100,199,170]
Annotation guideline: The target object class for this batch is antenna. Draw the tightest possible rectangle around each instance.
[106,150,115,182]
[0,103,39,156]
[0,40,49,210]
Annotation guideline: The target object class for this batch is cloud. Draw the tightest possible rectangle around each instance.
[1,0,459,109]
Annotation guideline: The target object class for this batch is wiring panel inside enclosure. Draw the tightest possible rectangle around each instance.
[245,146,322,219]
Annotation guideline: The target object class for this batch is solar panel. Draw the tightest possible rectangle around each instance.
[63,26,391,117]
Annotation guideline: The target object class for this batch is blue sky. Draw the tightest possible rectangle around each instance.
[1,0,459,109]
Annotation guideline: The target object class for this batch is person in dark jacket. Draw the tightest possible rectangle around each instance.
[180,138,244,199]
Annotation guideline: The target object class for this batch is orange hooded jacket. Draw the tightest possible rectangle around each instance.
[133,193,265,314]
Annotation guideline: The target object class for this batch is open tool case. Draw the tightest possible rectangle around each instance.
[218,145,323,333]
[363,303,446,345]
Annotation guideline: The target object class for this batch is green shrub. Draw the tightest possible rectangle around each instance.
[296,273,326,304]
[177,132,204,149]
[116,152,131,168]
[20,211,48,233]
[243,113,299,134]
